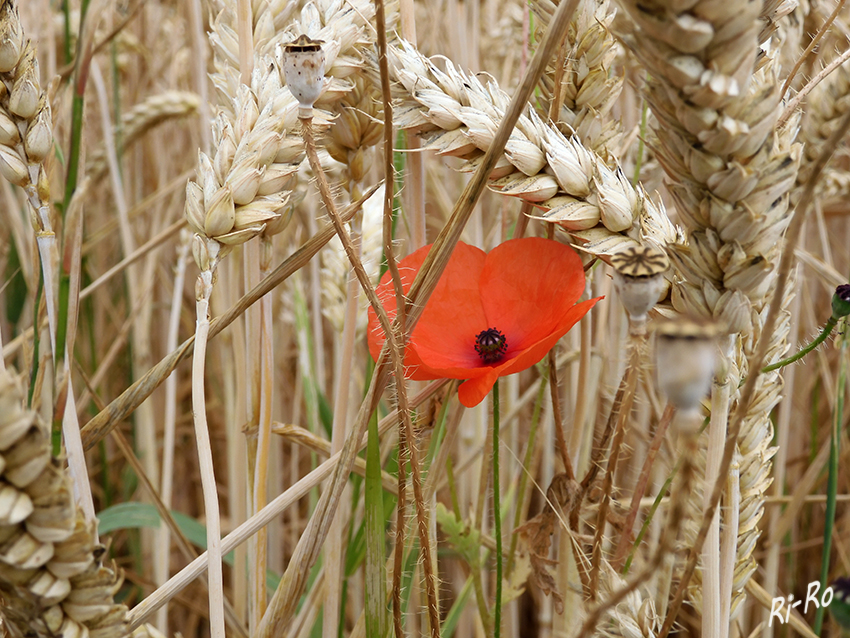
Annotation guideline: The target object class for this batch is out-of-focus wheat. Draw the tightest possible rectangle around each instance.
[87,91,201,182]
[533,0,624,162]
[0,369,128,638]
[321,184,385,334]
[596,563,660,638]
[800,60,850,202]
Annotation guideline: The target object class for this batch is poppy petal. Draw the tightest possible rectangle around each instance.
[479,237,588,352]
[498,297,601,376]
[409,242,489,370]
[454,297,600,407]
[457,367,502,407]
[367,244,439,380]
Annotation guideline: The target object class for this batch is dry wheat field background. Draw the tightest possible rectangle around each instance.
[0,0,849,636]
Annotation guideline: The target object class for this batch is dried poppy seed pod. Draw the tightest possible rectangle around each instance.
[655,318,722,433]
[281,35,325,119]
[611,245,669,328]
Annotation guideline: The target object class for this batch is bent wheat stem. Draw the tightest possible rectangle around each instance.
[192,266,226,638]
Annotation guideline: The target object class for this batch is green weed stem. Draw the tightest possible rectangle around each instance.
[814,318,847,635]
[762,316,837,373]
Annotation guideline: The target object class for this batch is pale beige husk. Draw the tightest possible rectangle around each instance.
[0,369,128,638]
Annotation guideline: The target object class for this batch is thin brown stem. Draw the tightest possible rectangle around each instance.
[588,346,640,599]
[392,425,408,638]
[548,349,574,481]
[545,223,573,480]
[301,114,441,637]
[611,403,675,570]
[778,42,850,127]
[547,35,570,122]
[514,202,532,239]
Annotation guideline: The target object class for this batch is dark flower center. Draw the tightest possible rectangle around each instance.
[475,328,508,364]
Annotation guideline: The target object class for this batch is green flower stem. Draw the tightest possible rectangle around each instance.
[761,316,837,373]
[814,318,847,635]
[493,380,503,638]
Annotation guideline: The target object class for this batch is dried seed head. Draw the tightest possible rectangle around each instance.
[655,318,722,426]
[281,35,325,118]
[611,245,669,323]
[611,244,669,277]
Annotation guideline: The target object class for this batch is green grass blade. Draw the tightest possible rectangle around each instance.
[97,502,281,591]
[365,403,388,638]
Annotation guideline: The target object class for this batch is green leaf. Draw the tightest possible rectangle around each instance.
[436,502,482,571]
[97,503,281,591]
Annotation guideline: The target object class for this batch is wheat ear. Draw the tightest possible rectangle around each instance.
[615,0,802,634]
[387,40,682,257]
[532,0,625,162]
[0,368,128,638]
[0,0,96,525]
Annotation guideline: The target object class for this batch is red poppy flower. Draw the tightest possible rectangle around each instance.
[368,237,601,408]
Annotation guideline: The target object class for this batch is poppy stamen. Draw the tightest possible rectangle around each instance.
[475,328,508,364]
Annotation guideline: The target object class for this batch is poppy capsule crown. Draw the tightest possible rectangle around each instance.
[611,245,669,326]
[281,35,325,118]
